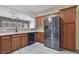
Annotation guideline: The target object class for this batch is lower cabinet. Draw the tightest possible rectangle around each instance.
[0,33,28,54]
[35,32,44,43]
[20,34,28,47]
[11,35,21,50]
[0,36,11,53]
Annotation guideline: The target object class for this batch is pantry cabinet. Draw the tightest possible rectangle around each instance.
[0,36,11,53]
[60,6,76,51]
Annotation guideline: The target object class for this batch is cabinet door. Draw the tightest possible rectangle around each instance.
[0,36,11,53]
[62,24,68,48]
[21,34,28,46]
[40,16,46,27]
[36,16,46,28]
[60,25,64,48]
[60,6,76,24]
[39,32,44,43]
[35,32,44,43]
[36,17,41,28]
[35,32,40,42]
[62,24,75,51]
[67,24,75,51]
[12,35,21,50]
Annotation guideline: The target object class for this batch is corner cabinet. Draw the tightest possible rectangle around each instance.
[35,32,44,43]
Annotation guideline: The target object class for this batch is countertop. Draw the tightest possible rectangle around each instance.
[0,30,44,36]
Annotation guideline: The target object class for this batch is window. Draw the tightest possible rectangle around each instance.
[2,21,29,29]
[14,22,22,28]
[2,21,10,28]
[23,23,29,28]
[10,22,15,28]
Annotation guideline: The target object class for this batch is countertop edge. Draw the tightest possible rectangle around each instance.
[0,31,44,36]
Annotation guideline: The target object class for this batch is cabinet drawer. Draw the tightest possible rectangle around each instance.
[11,35,21,37]
[19,34,27,37]
[0,36,11,39]
[12,36,21,50]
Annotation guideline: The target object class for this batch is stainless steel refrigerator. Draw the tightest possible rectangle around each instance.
[44,15,60,50]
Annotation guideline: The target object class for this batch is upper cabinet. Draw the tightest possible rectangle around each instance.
[36,16,46,28]
[60,6,77,24]
[36,17,41,28]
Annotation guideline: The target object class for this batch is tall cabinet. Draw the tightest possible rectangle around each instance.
[35,16,46,43]
[36,16,46,28]
[60,6,76,51]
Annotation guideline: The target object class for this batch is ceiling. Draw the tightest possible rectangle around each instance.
[1,5,78,17]
[1,5,66,17]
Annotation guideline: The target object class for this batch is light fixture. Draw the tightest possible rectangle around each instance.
[11,11,16,19]
[12,15,16,19]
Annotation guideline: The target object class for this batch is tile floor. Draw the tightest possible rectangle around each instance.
[11,42,75,54]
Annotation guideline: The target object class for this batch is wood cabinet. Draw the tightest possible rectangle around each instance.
[60,6,76,51]
[0,36,11,53]
[62,24,75,51]
[0,33,28,54]
[36,17,41,28]
[11,35,21,50]
[40,16,46,27]
[60,6,76,24]
[36,16,46,28]
[35,32,44,43]
[20,34,28,47]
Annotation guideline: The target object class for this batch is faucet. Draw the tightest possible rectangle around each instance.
[15,27,18,32]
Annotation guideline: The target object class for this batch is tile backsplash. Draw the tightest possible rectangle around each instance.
[0,27,35,33]
[0,27,44,33]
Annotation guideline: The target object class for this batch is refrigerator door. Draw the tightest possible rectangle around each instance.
[44,18,51,40]
[50,16,60,50]
[44,38,51,48]
[44,18,51,48]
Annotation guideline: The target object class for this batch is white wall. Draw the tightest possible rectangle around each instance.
[76,9,79,50]
[0,7,35,28]
[29,20,35,28]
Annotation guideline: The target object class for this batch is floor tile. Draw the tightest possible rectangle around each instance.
[11,42,75,54]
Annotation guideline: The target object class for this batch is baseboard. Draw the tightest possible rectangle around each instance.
[75,50,79,53]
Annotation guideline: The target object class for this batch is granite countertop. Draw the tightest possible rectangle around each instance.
[0,30,44,36]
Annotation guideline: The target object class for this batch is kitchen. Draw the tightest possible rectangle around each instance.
[0,5,78,54]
